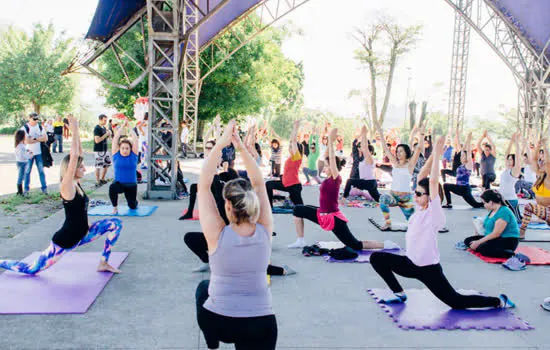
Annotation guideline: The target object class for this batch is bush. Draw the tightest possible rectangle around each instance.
[0,125,20,135]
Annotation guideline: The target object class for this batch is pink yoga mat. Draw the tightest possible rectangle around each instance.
[0,251,128,314]
[468,246,550,265]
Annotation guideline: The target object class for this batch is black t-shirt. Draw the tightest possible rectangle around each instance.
[452,150,462,173]
[93,125,108,152]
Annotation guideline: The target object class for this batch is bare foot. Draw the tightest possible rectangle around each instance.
[112,207,118,215]
[97,261,121,273]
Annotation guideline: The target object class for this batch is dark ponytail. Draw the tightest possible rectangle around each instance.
[480,189,505,205]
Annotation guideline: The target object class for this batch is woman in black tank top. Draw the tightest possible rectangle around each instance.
[0,116,123,275]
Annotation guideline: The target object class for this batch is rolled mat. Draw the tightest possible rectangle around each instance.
[468,245,550,265]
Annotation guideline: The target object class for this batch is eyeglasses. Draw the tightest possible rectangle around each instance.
[414,191,427,197]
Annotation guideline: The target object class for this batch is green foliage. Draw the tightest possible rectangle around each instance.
[0,23,76,115]
[97,15,304,122]
[0,191,60,212]
[0,125,20,135]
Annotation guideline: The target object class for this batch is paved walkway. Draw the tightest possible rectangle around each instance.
[0,162,549,349]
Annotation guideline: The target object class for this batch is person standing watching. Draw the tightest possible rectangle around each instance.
[93,114,112,187]
[180,121,189,158]
[53,116,64,153]
[22,113,48,195]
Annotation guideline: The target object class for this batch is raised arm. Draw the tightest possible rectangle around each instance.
[289,120,300,156]
[246,124,259,160]
[374,120,397,164]
[512,133,521,178]
[60,116,81,201]
[232,130,273,236]
[408,125,418,149]
[327,128,339,179]
[430,136,445,201]
[464,132,473,171]
[111,123,123,154]
[360,125,374,165]
[486,133,497,157]
[542,138,550,175]
[198,122,234,244]
[476,130,486,155]
[128,122,139,154]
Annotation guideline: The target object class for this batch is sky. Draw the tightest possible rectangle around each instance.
[0,0,518,127]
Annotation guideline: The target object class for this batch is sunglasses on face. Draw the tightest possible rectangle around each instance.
[205,147,213,150]
[414,191,427,197]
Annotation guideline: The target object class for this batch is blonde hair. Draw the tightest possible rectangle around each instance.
[223,178,260,225]
[60,154,83,181]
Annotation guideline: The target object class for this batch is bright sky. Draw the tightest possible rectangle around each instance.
[0,0,518,127]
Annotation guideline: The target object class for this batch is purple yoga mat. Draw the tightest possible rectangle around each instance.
[367,288,533,330]
[324,248,404,263]
[0,251,128,314]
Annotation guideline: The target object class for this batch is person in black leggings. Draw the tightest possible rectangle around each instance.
[477,130,497,190]
[442,132,483,209]
[441,129,462,183]
[370,136,515,309]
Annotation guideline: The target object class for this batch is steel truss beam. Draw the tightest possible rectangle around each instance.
[145,0,182,199]
[198,0,311,83]
[444,0,550,134]
[447,0,473,134]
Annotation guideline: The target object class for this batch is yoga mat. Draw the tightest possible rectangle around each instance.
[473,216,550,230]
[368,218,449,234]
[88,205,158,217]
[367,288,533,330]
[342,199,379,208]
[180,209,199,220]
[0,252,128,314]
[468,246,550,265]
[447,205,483,211]
[324,248,403,263]
[521,231,550,243]
[272,207,293,214]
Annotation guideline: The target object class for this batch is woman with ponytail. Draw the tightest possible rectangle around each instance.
[288,127,398,251]
[195,120,277,350]
[459,190,524,266]
[0,116,123,275]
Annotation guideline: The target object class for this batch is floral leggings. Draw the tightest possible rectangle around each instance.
[0,218,122,275]
[519,203,550,238]
[379,192,415,227]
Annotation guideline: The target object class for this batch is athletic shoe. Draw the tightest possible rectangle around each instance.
[288,239,306,249]
[304,181,311,186]
[380,293,407,304]
[100,180,108,185]
[442,204,453,209]
[192,263,210,273]
[502,256,527,271]
[41,189,48,195]
[541,297,550,311]
[283,265,296,276]
[514,252,531,264]
[499,294,516,308]
[455,241,468,250]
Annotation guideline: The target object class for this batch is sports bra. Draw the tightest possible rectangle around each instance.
[533,182,550,198]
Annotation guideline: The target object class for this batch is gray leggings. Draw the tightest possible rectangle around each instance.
[303,167,322,184]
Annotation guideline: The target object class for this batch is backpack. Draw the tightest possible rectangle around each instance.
[24,123,53,168]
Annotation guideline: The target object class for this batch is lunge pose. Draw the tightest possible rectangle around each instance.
[0,116,122,275]
[195,120,277,350]
[442,132,483,209]
[109,121,140,214]
[370,136,515,309]
[519,138,550,239]
[265,120,304,208]
[374,120,422,230]
[289,127,397,250]
[342,126,380,202]
[499,133,522,221]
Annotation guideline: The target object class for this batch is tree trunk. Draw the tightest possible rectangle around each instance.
[408,101,416,129]
[368,61,378,126]
[32,101,41,114]
[379,49,398,126]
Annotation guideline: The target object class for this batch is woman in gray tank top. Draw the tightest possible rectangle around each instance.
[196,120,277,350]
[476,130,498,190]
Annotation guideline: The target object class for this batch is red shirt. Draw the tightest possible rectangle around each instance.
[282,151,302,187]
[319,175,341,213]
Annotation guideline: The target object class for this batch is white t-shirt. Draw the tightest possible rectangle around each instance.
[523,165,536,183]
[180,127,189,143]
[499,169,518,200]
[45,123,54,133]
[22,123,45,156]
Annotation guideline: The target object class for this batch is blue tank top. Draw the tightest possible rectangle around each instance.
[456,165,471,186]
[113,152,138,183]
[204,224,273,317]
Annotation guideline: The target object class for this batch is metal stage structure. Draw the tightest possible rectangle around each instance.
[68,0,550,199]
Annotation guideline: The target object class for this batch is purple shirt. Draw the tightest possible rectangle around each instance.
[456,165,471,186]
[406,196,446,266]
[319,175,341,213]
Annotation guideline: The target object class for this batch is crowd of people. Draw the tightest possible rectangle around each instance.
[8,112,550,349]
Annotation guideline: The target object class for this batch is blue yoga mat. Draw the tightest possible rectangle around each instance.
[88,205,158,217]
[474,216,550,230]
[272,207,293,214]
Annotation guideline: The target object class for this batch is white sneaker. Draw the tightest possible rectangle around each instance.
[192,263,210,273]
[287,239,306,249]
[383,240,400,250]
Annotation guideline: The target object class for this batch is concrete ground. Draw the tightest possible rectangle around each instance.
[0,159,549,349]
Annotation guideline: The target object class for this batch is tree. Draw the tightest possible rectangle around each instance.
[96,15,304,122]
[351,15,422,126]
[0,23,75,115]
